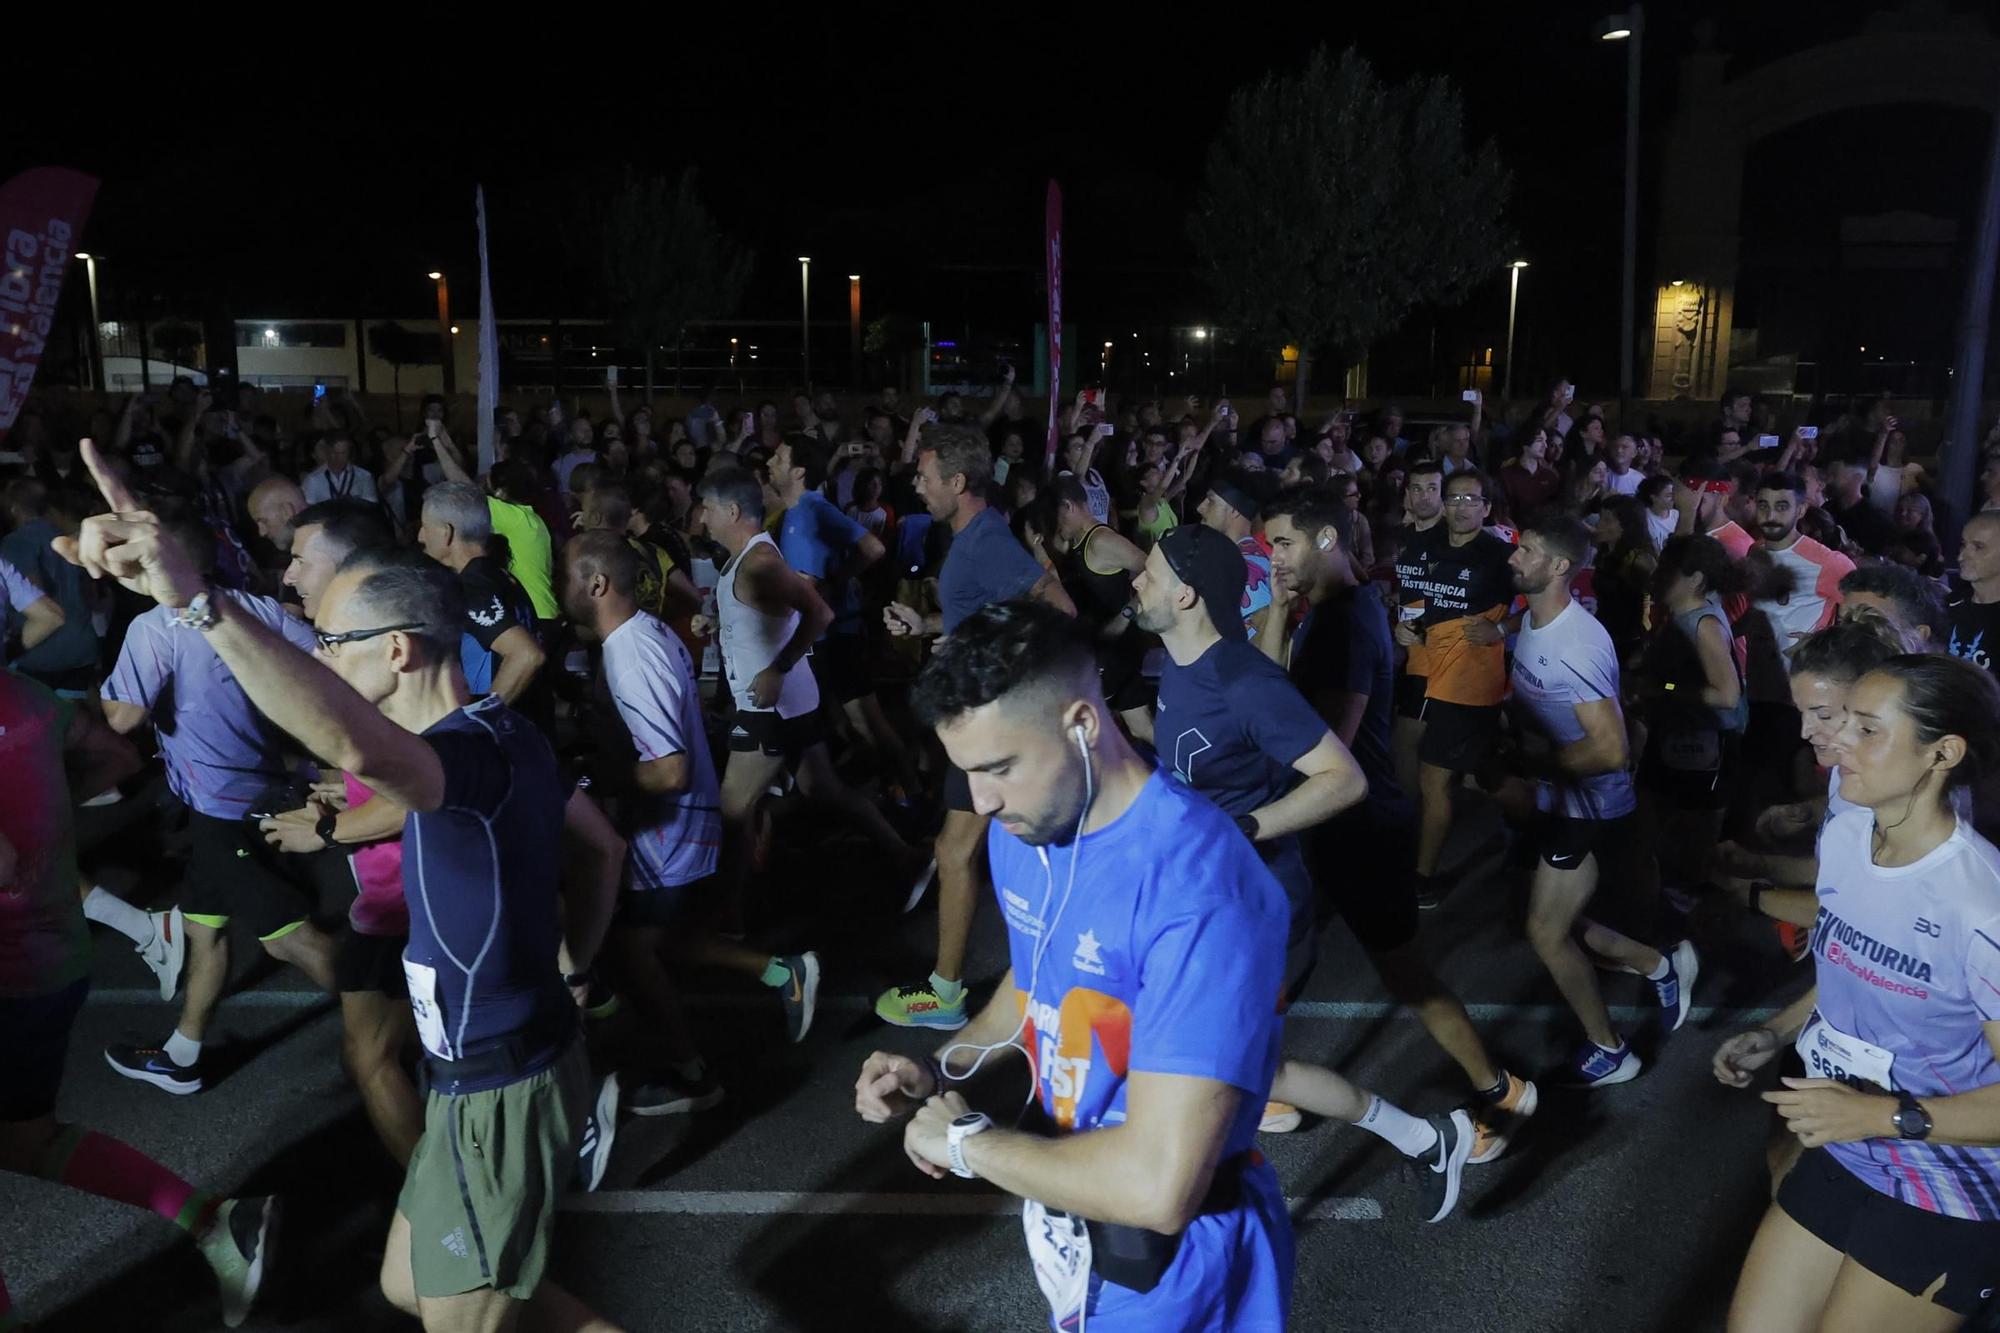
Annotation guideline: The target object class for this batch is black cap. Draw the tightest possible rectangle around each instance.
[1159,524,1249,640]
[1209,469,1277,525]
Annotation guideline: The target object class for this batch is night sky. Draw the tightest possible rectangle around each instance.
[9,1,1988,395]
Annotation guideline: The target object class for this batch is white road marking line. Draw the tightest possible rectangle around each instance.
[563,1190,1382,1221]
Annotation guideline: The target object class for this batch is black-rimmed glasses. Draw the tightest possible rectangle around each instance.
[313,622,427,655]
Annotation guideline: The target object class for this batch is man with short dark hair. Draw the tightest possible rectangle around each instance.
[1498,516,1697,1087]
[1395,468,1516,909]
[564,530,817,1113]
[284,500,396,622]
[877,426,1075,1030]
[1838,562,1944,643]
[854,599,1296,1328]
[301,432,377,505]
[1262,487,1537,1154]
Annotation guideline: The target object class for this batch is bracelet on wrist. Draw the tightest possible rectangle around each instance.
[921,1054,948,1096]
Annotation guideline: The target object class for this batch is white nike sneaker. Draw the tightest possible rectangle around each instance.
[138,907,187,1002]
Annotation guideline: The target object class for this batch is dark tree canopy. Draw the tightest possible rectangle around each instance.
[1189,46,1513,371]
[587,167,753,393]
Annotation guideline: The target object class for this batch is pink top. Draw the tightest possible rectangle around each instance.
[343,773,409,937]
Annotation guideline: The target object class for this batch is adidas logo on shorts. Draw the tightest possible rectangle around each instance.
[442,1227,469,1259]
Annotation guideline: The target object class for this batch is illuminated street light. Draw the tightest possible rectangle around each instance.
[1503,260,1529,401]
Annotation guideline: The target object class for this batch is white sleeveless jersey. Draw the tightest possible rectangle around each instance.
[716,532,820,719]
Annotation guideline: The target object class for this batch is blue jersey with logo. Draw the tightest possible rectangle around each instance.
[779,490,869,636]
[988,771,1294,1330]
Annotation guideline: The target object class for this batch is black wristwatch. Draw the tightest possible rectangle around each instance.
[1892,1093,1934,1141]
[315,809,341,850]
[1235,813,1261,841]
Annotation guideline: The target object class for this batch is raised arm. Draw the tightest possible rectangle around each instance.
[60,441,450,812]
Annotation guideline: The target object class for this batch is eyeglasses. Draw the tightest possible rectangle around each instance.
[313,622,428,655]
[1443,495,1489,507]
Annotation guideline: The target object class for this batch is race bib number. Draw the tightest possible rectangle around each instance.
[1796,1009,1895,1092]
[402,958,453,1060]
[1022,1199,1091,1323]
[1399,601,1425,623]
[1660,728,1722,773]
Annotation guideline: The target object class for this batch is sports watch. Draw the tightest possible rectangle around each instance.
[947,1111,994,1179]
[315,808,341,850]
[1891,1093,1934,1141]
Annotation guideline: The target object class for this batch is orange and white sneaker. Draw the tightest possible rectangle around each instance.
[1259,1100,1303,1134]
[1467,1072,1539,1164]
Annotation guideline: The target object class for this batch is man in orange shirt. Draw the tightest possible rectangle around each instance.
[1393,470,1516,910]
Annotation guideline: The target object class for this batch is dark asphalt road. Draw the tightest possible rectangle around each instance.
[4,797,1826,1332]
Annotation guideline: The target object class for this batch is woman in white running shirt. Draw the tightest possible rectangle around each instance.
[1715,654,2000,1330]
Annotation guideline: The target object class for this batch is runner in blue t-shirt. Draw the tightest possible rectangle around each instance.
[770,436,920,801]
[1715,654,2000,1328]
[855,599,1293,1331]
[59,449,616,1333]
[878,424,1076,1032]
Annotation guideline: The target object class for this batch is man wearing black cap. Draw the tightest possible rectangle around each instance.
[1195,468,1279,645]
[1131,526,1479,1223]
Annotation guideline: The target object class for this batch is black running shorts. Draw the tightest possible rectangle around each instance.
[807,634,873,706]
[334,928,408,998]
[183,809,317,942]
[1416,700,1499,773]
[1776,1146,2000,1315]
[727,710,823,765]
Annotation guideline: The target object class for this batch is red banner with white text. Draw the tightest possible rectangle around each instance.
[0,168,99,436]
[1043,179,1063,477]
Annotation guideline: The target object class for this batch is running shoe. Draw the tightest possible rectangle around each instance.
[1563,1039,1642,1088]
[1259,1101,1303,1134]
[1466,1073,1539,1165]
[574,1072,620,1193]
[1655,940,1700,1032]
[629,1069,725,1117]
[779,952,822,1043]
[902,854,940,914]
[105,1043,203,1094]
[874,981,968,1030]
[1404,1109,1474,1223]
[138,906,187,1003]
[198,1195,277,1329]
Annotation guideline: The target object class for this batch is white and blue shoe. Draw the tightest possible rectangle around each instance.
[1653,940,1699,1032]
[1564,1039,1642,1088]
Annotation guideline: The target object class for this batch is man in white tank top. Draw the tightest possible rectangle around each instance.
[694,469,933,906]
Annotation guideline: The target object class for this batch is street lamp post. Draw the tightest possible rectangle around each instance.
[848,274,862,389]
[1503,260,1529,401]
[77,252,104,392]
[428,271,455,396]
[798,256,812,389]
[1600,5,1643,414]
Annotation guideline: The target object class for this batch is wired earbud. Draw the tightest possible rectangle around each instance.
[1317,535,1333,550]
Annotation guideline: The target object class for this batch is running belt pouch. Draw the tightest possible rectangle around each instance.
[1082,1153,1247,1293]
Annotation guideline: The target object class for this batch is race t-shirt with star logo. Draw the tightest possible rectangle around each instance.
[988,770,1295,1328]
